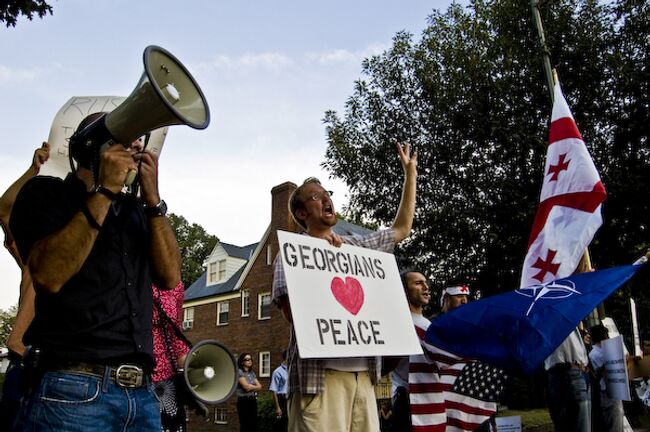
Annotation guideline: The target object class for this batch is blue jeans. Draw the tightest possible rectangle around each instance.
[547,367,591,432]
[0,360,23,430]
[14,370,161,432]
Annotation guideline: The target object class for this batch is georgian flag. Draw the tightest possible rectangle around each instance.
[520,81,607,288]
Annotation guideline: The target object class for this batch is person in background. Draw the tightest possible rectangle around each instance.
[152,282,190,432]
[269,350,288,432]
[439,284,470,314]
[544,327,591,432]
[589,324,624,432]
[390,270,431,431]
[237,352,262,432]
[378,400,393,432]
[0,142,50,430]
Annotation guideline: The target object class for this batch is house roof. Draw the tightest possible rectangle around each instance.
[332,218,375,236]
[184,242,257,302]
[185,266,247,301]
[221,242,257,260]
[185,219,375,303]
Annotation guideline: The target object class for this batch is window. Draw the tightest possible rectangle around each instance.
[218,259,227,280]
[217,301,229,325]
[214,407,228,424]
[241,290,250,317]
[208,262,217,283]
[182,307,194,330]
[258,293,271,320]
[259,351,271,377]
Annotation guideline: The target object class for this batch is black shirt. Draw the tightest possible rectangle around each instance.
[10,174,154,367]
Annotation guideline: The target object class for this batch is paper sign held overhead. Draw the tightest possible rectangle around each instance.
[41,96,168,179]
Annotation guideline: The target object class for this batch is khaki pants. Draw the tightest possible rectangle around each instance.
[288,370,379,432]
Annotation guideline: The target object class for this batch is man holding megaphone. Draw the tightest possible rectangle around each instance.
[9,111,182,431]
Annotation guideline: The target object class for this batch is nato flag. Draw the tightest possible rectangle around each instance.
[425,265,642,375]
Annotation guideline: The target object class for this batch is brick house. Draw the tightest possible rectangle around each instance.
[181,181,386,431]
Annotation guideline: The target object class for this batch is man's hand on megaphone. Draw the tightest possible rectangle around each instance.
[98,145,138,195]
[133,149,160,207]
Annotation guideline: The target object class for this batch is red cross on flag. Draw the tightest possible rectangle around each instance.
[520,80,607,288]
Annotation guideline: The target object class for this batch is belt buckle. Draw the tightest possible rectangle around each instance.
[115,364,143,388]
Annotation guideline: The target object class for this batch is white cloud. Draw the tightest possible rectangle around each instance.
[199,52,294,72]
[0,65,40,85]
[305,44,389,65]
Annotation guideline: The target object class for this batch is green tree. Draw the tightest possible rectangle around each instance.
[323,0,648,312]
[0,305,18,348]
[1,0,53,27]
[168,213,218,288]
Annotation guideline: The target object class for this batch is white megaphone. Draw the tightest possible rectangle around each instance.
[69,45,210,173]
[183,339,238,405]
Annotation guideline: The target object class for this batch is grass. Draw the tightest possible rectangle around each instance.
[498,408,552,429]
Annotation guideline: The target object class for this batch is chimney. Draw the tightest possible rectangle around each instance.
[271,182,298,233]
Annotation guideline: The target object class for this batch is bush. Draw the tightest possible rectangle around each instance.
[258,393,276,432]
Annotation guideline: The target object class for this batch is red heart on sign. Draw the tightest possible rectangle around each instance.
[330,276,364,315]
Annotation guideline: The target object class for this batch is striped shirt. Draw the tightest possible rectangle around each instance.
[272,228,395,395]
[410,314,464,431]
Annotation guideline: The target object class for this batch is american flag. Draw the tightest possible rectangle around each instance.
[445,362,507,431]
[410,316,506,431]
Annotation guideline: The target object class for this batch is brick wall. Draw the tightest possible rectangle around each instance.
[184,182,298,431]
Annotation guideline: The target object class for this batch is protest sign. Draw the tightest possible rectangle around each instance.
[496,416,522,432]
[40,96,167,178]
[602,335,631,401]
[277,230,422,358]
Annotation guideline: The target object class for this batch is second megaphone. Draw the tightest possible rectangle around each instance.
[69,45,210,169]
[182,339,238,405]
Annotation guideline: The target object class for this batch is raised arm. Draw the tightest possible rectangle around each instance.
[0,143,50,227]
[27,145,138,293]
[6,267,35,355]
[391,142,418,243]
[135,149,181,290]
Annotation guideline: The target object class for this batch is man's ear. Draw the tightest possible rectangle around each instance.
[295,208,307,224]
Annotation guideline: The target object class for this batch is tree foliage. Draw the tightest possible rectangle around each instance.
[168,213,218,289]
[323,0,649,332]
[1,0,53,27]
[0,305,18,348]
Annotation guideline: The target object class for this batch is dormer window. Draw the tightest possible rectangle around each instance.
[208,262,217,283]
[208,259,228,284]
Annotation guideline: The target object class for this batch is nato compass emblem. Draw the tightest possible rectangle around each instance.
[516,278,581,316]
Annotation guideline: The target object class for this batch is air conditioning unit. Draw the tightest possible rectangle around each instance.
[182,320,193,330]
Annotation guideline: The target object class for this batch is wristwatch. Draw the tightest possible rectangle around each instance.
[91,185,120,201]
[144,200,168,218]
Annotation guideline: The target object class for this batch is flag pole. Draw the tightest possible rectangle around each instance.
[530,2,605,324]
[530,0,555,102]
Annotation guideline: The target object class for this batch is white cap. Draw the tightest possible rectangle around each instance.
[440,285,470,307]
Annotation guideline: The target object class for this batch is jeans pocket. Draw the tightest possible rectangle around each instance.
[40,372,101,404]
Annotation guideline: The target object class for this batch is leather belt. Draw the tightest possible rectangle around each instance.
[51,361,148,388]
[548,361,588,373]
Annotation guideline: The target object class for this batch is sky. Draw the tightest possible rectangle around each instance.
[0,0,460,310]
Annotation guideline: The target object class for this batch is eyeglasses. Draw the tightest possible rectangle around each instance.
[243,358,252,361]
[303,190,333,203]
